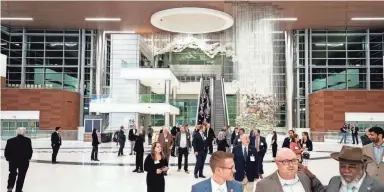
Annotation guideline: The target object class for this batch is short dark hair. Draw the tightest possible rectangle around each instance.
[209,151,234,173]
[368,127,384,136]
[239,128,245,133]
[234,127,239,130]
[289,130,295,134]
[185,124,189,127]
[257,129,261,134]
[55,127,61,131]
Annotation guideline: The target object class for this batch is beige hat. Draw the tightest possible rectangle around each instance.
[330,146,372,164]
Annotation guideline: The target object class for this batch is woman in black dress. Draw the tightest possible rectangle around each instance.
[271,131,278,162]
[133,130,144,173]
[91,128,100,161]
[217,131,229,152]
[144,141,168,192]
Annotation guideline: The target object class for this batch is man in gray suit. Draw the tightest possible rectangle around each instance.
[326,146,384,192]
[175,126,192,173]
[191,151,242,192]
[256,148,325,192]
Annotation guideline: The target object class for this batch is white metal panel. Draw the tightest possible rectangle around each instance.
[90,103,179,115]
[0,54,6,77]
[0,111,40,119]
[345,112,384,122]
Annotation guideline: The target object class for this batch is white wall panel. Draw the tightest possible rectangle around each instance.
[1,111,39,119]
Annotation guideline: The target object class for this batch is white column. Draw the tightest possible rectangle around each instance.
[164,80,171,127]
[285,30,294,130]
[172,86,177,125]
[95,30,104,96]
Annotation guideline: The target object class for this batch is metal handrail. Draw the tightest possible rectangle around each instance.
[195,77,203,126]
[221,77,230,126]
[210,77,214,128]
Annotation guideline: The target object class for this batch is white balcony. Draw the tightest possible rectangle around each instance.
[90,101,179,115]
[120,68,179,91]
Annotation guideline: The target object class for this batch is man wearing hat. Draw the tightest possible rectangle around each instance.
[327,146,384,192]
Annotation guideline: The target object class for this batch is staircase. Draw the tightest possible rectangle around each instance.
[212,80,227,135]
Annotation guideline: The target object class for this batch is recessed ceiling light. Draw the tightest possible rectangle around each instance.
[261,18,297,21]
[1,17,33,21]
[351,17,384,21]
[85,18,121,22]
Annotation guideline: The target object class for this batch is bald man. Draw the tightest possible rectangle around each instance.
[256,148,325,192]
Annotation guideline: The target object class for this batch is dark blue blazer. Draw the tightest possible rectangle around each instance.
[249,135,267,155]
[232,145,259,182]
[192,131,207,153]
[191,178,242,192]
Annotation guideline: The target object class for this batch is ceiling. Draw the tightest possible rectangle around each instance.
[1,1,384,33]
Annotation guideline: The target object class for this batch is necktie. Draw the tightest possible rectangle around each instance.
[217,187,224,192]
[244,147,247,162]
[347,186,356,192]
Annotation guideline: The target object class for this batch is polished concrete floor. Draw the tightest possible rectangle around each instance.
[0,139,360,192]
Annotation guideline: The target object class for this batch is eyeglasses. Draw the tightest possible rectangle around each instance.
[277,159,300,165]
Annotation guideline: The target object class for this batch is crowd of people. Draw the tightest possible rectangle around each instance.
[198,85,211,125]
[4,124,384,192]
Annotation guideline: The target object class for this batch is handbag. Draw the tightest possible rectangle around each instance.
[302,152,310,159]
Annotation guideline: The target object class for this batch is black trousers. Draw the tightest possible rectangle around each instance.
[7,161,29,192]
[148,136,152,145]
[194,152,206,176]
[272,145,278,158]
[91,145,99,160]
[135,152,144,170]
[258,153,265,174]
[171,143,176,156]
[178,147,189,171]
[52,145,60,162]
[118,142,125,156]
[207,140,213,154]
[352,135,359,144]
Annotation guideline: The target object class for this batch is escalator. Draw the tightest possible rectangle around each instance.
[211,78,229,135]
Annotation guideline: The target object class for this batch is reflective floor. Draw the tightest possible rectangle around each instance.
[0,140,359,192]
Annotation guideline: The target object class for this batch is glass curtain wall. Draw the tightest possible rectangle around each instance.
[294,29,384,128]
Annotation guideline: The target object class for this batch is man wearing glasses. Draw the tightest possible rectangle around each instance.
[192,151,242,192]
[256,148,323,192]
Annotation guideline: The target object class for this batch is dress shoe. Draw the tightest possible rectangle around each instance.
[185,170,190,174]
[137,170,144,173]
[94,159,100,161]
[177,169,181,172]
[7,188,12,192]
[199,175,206,178]
[194,174,198,179]
[132,169,138,172]
[129,153,132,155]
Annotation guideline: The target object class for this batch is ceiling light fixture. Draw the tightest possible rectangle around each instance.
[261,18,297,21]
[1,17,33,21]
[351,17,384,21]
[85,18,121,22]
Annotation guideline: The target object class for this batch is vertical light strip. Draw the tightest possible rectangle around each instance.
[304,29,309,128]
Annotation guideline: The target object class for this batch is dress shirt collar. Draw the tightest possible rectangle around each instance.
[211,178,227,192]
[340,172,366,191]
[277,172,300,186]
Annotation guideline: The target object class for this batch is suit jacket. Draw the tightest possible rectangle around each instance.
[255,171,325,192]
[128,129,138,141]
[51,132,62,147]
[233,134,241,146]
[282,137,290,148]
[158,133,174,156]
[351,127,359,136]
[205,127,216,141]
[119,130,126,144]
[361,135,372,146]
[4,135,33,162]
[192,131,207,153]
[134,134,144,153]
[232,145,259,182]
[250,136,268,155]
[326,175,384,192]
[362,143,384,183]
[175,131,192,150]
[191,178,243,192]
[92,131,100,146]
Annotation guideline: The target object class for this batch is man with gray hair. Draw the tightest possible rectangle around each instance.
[4,127,33,192]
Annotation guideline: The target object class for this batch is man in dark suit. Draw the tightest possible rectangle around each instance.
[282,130,294,148]
[192,124,208,179]
[204,123,215,154]
[175,126,192,173]
[51,127,62,164]
[5,127,33,192]
[128,125,137,155]
[251,129,267,178]
[351,124,359,145]
[233,134,259,192]
[361,128,372,146]
[118,126,126,156]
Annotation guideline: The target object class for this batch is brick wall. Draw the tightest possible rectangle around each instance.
[1,88,80,130]
[309,90,384,132]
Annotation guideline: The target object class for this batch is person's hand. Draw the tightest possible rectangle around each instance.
[169,146,172,150]
[194,152,198,156]
[162,167,169,172]
[298,164,314,178]
[156,169,162,174]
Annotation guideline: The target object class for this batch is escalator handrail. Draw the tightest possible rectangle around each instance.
[210,77,214,129]
[221,77,230,126]
[195,77,204,126]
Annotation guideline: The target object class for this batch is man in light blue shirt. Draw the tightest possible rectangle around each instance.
[363,127,384,183]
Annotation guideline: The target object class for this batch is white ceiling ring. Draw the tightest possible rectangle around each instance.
[151,7,234,34]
